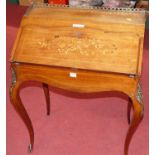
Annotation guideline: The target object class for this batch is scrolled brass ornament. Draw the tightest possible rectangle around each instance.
[136,82,143,104]
[10,67,16,97]
[136,82,144,115]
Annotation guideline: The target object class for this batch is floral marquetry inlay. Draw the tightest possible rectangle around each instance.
[38,38,49,48]
[37,35,118,56]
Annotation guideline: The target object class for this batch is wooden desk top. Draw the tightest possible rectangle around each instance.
[10,4,146,75]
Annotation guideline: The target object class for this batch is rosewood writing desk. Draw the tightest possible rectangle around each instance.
[10,3,146,155]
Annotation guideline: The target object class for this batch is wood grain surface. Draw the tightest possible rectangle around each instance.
[13,63,138,97]
[10,5,146,75]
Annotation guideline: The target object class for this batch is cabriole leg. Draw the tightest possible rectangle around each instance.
[10,68,34,153]
[124,83,144,155]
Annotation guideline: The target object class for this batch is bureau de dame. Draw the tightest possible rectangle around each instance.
[10,3,146,155]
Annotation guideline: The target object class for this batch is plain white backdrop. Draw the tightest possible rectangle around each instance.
[0,1,154,155]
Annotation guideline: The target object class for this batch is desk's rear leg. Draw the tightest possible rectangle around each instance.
[127,97,132,124]
[10,81,34,153]
[42,83,50,115]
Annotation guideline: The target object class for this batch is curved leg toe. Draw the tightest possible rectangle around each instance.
[28,143,33,153]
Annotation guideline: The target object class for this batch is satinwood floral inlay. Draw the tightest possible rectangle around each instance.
[37,35,118,56]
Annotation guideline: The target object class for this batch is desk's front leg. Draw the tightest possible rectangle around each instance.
[124,83,144,155]
[10,67,34,153]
